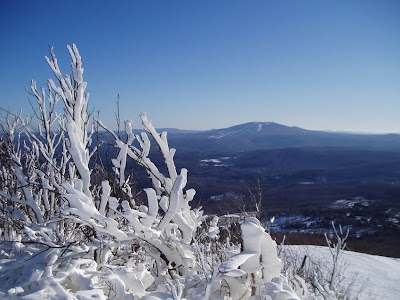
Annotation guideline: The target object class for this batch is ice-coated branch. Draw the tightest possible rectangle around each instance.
[111,121,136,187]
[312,277,337,300]
[10,154,44,224]
[45,45,92,197]
[141,188,158,227]
[140,112,178,182]
[219,217,281,284]
[156,175,184,232]
[99,180,111,215]
[219,253,255,277]
[97,119,147,188]
[324,221,349,292]
[62,179,127,241]
[165,278,185,300]
[136,115,197,242]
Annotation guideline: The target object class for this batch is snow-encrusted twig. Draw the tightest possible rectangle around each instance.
[45,45,92,197]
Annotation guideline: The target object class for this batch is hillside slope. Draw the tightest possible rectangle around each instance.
[284,245,400,300]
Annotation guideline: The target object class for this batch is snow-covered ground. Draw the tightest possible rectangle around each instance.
[284,245,400,300]
[2,244,398,299]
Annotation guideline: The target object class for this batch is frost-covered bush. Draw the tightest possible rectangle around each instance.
[278,223,367,300]
[0,45,301,299]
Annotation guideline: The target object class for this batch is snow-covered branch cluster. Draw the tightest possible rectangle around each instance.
[0,45,306,299]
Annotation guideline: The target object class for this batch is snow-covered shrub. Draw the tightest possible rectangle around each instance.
[0,45,301,299]
[278,223,367,300]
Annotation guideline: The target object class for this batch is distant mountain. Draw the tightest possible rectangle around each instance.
[206,122,308,138]
[165,122,400,152]
[95,122,400,152]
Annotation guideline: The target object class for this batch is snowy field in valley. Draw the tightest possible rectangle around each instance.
[283,245,400,300]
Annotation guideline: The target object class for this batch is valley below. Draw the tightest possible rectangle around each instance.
[172,148,400,257]
[97,122,400,257]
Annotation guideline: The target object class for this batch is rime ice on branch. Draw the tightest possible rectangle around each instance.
[45,45,93,197]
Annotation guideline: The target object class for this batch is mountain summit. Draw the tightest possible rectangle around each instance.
[207,122,308,139]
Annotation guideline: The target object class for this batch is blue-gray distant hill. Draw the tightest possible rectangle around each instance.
[165,122,400,152]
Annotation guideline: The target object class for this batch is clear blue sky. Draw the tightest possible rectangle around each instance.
[0,0,399,133]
